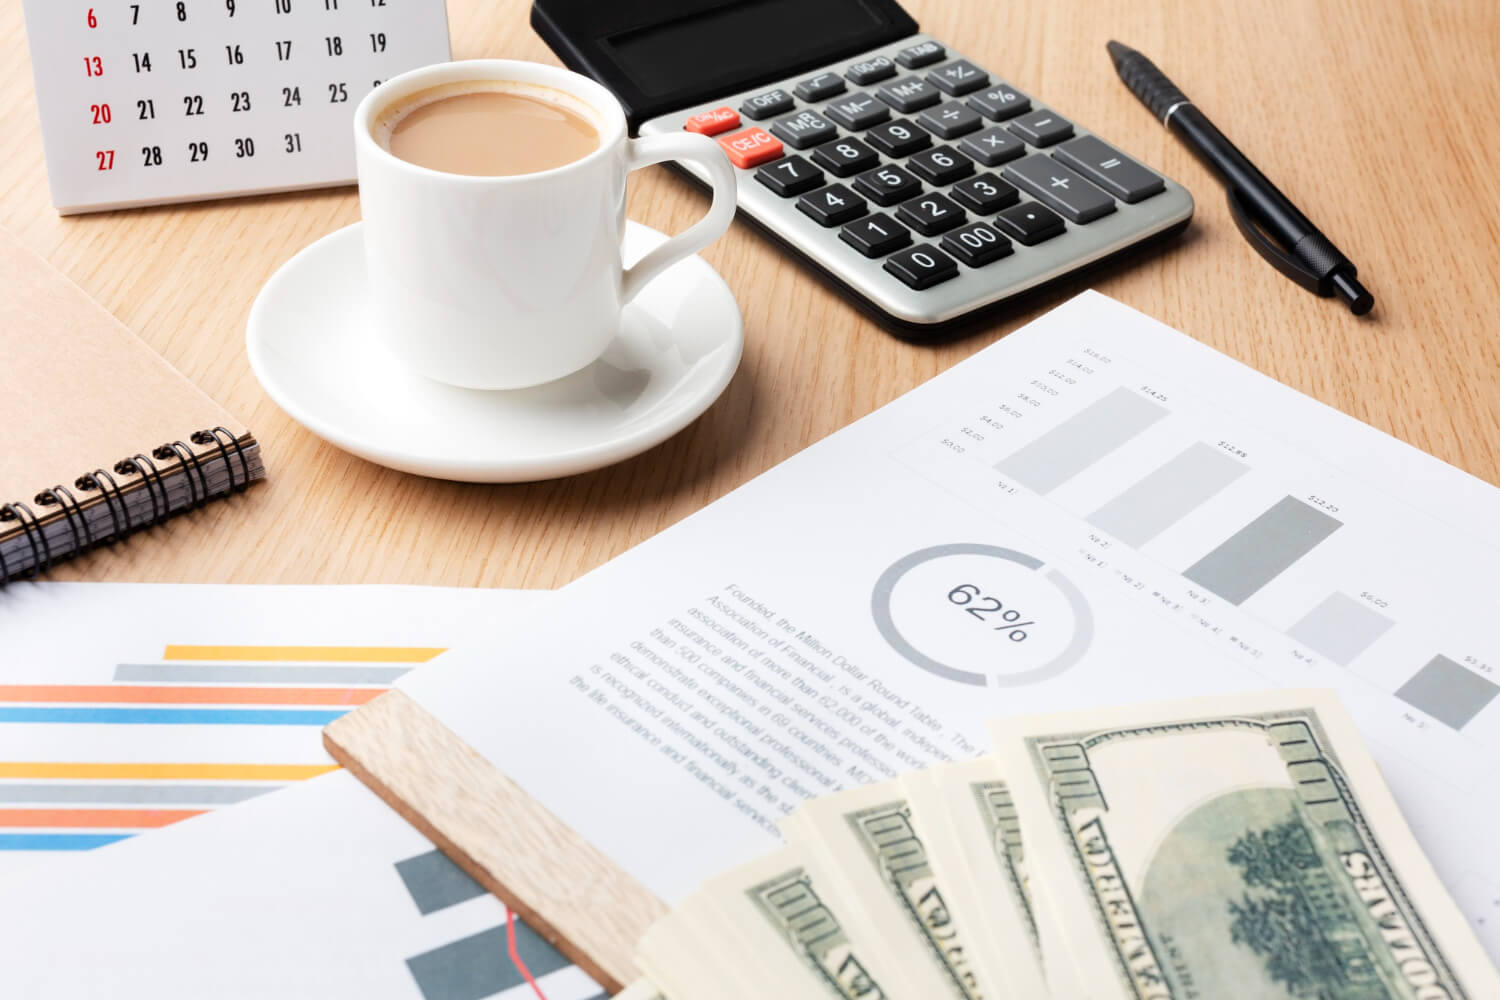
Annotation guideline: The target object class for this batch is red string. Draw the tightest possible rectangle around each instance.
[506,907,549,1000]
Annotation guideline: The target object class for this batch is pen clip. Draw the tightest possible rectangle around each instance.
[1225,187,1322,294]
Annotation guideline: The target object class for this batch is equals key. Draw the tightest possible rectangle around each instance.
[1052,135,1165,202]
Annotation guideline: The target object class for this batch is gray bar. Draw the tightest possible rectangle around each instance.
[1183,496,1341,605]
[1088,442,1248,546]
[395,849,487,915]
[0,783,274,805]
[406,923,572,1000]
[114,663,412,684]
[1287,593,1395,666]
[996,387,1169,494]
[1396,655,1500,730]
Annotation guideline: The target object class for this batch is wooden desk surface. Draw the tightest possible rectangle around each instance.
[3,0,1498,590]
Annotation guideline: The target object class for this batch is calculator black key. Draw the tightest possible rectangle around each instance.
[865,119,932,157]
[1007,110,1075,147]
[845,55,897,86]
[754,155,824,197]
[770,110,839,150]
[994,201,1067,245]
[907,145,975,185]
[966,83,1031,121]
[884,244,959,289]
[959,126,1025,167]
[839,214,913,258]
[794,71,846,102]
[1002,155,1116,223]
[917,101,983,139]
[875,77,943,114]
[740,89,794,120]
[950,173,1020,214]
[1052,136,1166,203]
[941,222,1014,267]
[896,192,967,235]
[895,41,946,69]
[926,59,990,96]
[811,137,879,177]
[824,93,890,131]
[853,163,922,206]
[796,184,868,227]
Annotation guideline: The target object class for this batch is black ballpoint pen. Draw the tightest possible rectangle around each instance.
[1107,41,1374,316]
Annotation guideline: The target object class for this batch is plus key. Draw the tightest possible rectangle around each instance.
[1002,154,1115,223]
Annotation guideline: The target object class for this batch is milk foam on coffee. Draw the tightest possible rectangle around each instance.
[373,81,601,177]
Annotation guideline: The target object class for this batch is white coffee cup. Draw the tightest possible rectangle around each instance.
[353,60,737,390]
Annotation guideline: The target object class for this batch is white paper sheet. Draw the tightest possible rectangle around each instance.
[395,292,1500,960]
[0,583,604,999]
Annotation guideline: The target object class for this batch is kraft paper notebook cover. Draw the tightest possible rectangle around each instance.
[0,228,265,582]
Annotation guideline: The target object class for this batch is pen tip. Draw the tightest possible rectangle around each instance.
[1106,40,1134,66]
[1332,272,1375,316]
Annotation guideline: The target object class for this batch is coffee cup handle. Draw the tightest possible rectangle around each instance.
[619,133,737,305]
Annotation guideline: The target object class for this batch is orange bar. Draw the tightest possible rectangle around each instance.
[162,645,444,663]
[0,808,205,828]
[0,685,384,706]
[0,762,337,781]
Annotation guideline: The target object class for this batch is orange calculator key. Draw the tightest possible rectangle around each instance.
[717,128,783,169]
[684,107,740,136]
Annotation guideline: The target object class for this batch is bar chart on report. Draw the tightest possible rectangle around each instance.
[0,642,442,871]
[894,334,1500,743]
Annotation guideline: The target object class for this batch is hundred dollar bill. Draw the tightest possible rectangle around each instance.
[782,780,989,999]
[639,845,898,1000]
[903,758,1052,998]
[991,689,1500,1000]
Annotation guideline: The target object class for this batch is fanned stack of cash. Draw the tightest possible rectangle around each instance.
[618,690,1500,1000]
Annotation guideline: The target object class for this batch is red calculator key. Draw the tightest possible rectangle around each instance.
[718,128,784,169]
[684,107,741,136]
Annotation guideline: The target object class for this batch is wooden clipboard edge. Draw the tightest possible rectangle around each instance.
[323,689,666,993]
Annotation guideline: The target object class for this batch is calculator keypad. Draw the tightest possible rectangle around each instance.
[649,33,1191,327]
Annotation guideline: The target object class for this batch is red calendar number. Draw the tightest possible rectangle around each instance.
[83,56,103,77]
[95,150,114,171]
[86,8,97,27]
[90,103,111,124]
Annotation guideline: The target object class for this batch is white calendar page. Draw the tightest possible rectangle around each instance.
[22,0,451,214]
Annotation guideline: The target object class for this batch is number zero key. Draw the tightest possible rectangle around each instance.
[884,245,959,289]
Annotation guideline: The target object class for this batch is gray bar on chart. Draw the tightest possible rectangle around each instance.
[996,387,1169,494]
[1088,442,1248,546]
[407,923,573,1000]
[1396,655,1500,730]
[0,783,272,805]
[1183,496,1341,605]
[1287,592,1395,666]
[395,849,488,915]
[114,662,412,684]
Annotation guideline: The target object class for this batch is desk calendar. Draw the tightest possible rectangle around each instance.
[22,0,451,214]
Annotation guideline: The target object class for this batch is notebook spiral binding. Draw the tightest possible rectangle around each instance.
[0,425,252,586]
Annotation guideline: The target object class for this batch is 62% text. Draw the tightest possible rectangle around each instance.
[947,585,1034,642]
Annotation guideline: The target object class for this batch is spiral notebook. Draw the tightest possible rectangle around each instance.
[0,228,265,583]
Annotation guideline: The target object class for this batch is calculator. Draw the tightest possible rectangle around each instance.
[533,0,1194,336]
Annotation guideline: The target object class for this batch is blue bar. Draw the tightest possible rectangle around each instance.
[0,833,134,851]
[0,707,349,725]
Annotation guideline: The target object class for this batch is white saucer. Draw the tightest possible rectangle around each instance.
[247,221,743,482]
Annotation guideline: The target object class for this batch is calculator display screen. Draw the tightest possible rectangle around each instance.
[603,0,891,98]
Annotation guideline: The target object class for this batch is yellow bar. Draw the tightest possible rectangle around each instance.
[0,762,340,781]
[161,645,445,663]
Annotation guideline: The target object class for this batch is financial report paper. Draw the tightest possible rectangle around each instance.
[400,292,1500,957]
